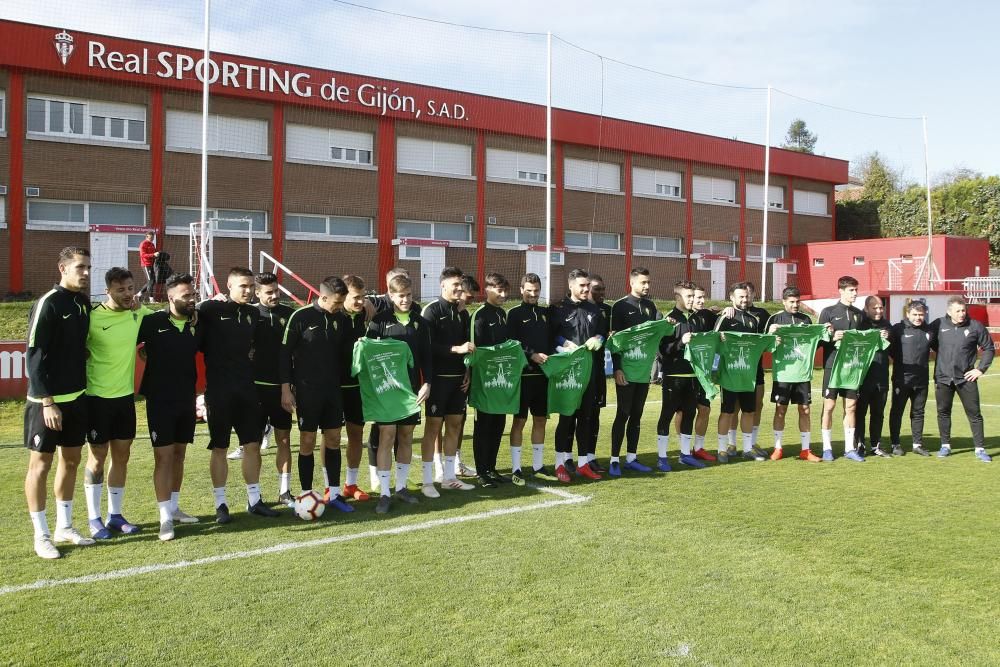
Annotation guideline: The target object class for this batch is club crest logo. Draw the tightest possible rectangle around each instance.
[151,430,158,443]
[54,30,75,66]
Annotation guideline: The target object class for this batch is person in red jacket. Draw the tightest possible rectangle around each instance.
[138,232,158,302]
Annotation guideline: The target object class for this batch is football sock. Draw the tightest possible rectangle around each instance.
[422,461,434,485]
[212,487,227,509]
[511,446,522,472]
[752,426,760,446]
[298,453,314,491]
[369,465,379,489]
[694,434,706,451]
[587,453,596,464]
[378,470,391,497]
[246,483,261,506]
[444,455,456,480]
[800,432,811,450]
[30,510,49,538]
[56,500,73,530]
[170,491,180,514]
[742,432,753,453]
[773,430,784,449]
[680,434,692,456]
[157,501,172,523]
[728,429,738,448]
[657,435,668,458]
[395,463,410,492]
[108,486,124,516]
[532,444,544,470]
[821,429,833,451]
[626,452,637,463]
[844,428,856,452]
[976,446,985,453]
[555,452,565,467]
[84,482,102,522]
[345,467,359,487]
[610,456,620,464]
[279,472,291,495]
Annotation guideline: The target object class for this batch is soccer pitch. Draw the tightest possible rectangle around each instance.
[0,371,998,665]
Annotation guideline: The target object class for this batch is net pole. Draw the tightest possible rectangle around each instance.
[760,85,772,301]
[544,31,553,305]
[922,115,934,286]
[199,0,211,295]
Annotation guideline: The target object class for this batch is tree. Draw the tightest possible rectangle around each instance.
[782,119,818,154]
[852,152,902,203]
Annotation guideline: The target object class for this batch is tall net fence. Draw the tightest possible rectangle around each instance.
[0,0,935,306]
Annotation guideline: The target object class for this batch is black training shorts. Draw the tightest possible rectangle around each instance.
[24,395,88,453]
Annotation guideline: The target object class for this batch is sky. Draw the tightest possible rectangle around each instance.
[5,0,998,181]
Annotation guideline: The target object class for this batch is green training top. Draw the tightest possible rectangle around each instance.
[718,331,776,393]
[464,339,528,415]
[828,329,890,390]
[351,337,419,424]
[772,324,830,384]
[606,319,675,383]
[683,331,722,401]
[86,304,153,398]
[540,345,594,416]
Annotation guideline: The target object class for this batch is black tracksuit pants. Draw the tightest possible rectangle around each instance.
[611,382,650,457]
[856,381,889,447]
[889,383,928,446]
[936,381,985,448]
[472,411,506,474]
[555,381,596,457]
[656,376,697,438]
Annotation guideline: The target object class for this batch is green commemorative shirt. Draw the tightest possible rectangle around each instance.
[828,329,890,390]
[351,337,419,423]
[540,345,594,416]
[772,324,830,383]
[683,331,721,400]
[718,331,776,393]
[464,339,528,415]
[607,319,675,383]
[86,304,154,398]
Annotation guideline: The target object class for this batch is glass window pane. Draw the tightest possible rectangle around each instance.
[633,236,654,251]
[69,103,84,134]
[128,120,145,142]
[591,232,619,250]
[656,237,681,254]
[127,234,144,251]
[286,215,326,234]
[109,118,125,138]
[345,148,357,161]
[693,240,710,254]
[27,98,46,132]
[397,221,432,239]
[487,227,517,244]
[49,100,64,132]
[358,150,372,164]
[434,222,470,242]
[28,201,85,223]
[92,116,106,137]
[331,147,343,160]
[90,203,144,226]
[404,246,421,258]
[564,231,589,248]
[165,207,204,228]
[517,228,545,245]
[329,217,371,237]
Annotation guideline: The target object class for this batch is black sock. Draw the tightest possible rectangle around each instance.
[298,453,314,491]
[325,448,342,494]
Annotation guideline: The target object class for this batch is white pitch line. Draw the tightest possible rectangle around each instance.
[0,486,589,597]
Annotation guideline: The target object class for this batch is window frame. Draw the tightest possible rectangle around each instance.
[564,230,622,252]
[793,189,830,216]
[26,94,146,147]
[285,213,375,242]
[745,243,787,261]
[485,148,549,186]
[165,110,270,158]
[692,239,738,258]
[396,137,473,178]
[632,234,684,256]
[564,158,621,193]
[396,219,473,244]
[27,199,146,232]
[164,205,270,238]
[692,175,738,205]
[745,183,786,210]
[632,167,684,199]
[485,225,547,248]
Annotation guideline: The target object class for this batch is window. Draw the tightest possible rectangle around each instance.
[633,167,683,198]
[286,124,373,166]
[0,195,5,228]
[633,235,684,255]
[813,258,825,267]
[27,200,144,231]
[485,149,547,184]
[854,256,865,266]
[286,214,373,239]
[165,206,267,234]
[900,254,914,263]
[127,234,145,251]
[486,226,547,246]
[692,176,737,204]
[564,230,621,251]
[0,90,5,133]
[746,244,787,260]
[693,239,737,257]
[397,137,472,176]
[746,183,785,209]
[166,110,268,156]
[27,95,145,145]
[564,158,620,192]
[397,220,472,243]
[793,189,829,216]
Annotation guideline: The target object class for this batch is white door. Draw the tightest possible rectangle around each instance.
[89,231,129,300]
[772,262,788,299]
[420,246,446,302]
[710,259,726,301]
[525,250,547,283]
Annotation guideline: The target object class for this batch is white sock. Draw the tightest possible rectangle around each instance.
[369,465,379,489]
[844,427,856,452]
[395,463,410,492]
[328,484,341,498]
[433,453,443,477]
[751,426,760,446]
[742,432,753,453]
[975,446,985,453]
[84,482,102,521]
[821,429,832,452]
[774,430,784,449]
[378,470,391,497]
[626,452,637,463]
[108,486,124,516]
[346,467,359,487]
[728,429,737,447]
[680,434,692,456]
[694,434,705,451]
[800,432,811,450]
[157,501,172,523]
[246,483,261,506]
[279,472,291,495]
[422,461,434,485]
[565,453,574,466]
[30,510,49,538]
[170,491,180,514]
[610,455,620,463]
[532,444,544,470]
[556,452,565,467]
[322,467,330,489]
[587,453,596,464]
[511,446,522,472]
[213,486,227,508]
[657,435,668,458]
[455,450,465,467]
[56,500,73,530]
[444,456,456,480]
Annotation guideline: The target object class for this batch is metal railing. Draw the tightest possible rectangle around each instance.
[963,277,1000,302]
[259,251,320,305]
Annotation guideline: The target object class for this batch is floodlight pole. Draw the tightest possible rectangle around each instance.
[921,115,935,288]
[760,85,772,301]
[544,31,553,305]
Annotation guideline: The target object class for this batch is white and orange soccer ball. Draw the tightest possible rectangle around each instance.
[294,491,326,521]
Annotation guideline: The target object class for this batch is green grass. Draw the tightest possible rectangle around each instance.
[1,366,998,665]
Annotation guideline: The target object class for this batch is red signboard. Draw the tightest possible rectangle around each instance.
[0,341,28,399]
[88,225,153,234]
[398,238,449,247]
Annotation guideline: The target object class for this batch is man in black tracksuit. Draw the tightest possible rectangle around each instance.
[818,276,867,460]
[888,300,935,456]
[551,269,608,481]
[932,296,994,462]
[586,274,612,471]
[470,273,513,486]
[856,296,893,457]
[508,274,551,477]
[610,268,658,475]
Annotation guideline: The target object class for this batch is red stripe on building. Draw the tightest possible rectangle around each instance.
[7,70,25,293]
[271,102,284,263]
[554,142,564,246]
[738,169,746,279]
[475,130,486,287]
[376,117,396,290]
[149,88,164,236]
[623,153,633,288]
[685,161,693,280]
[787,176,794,246]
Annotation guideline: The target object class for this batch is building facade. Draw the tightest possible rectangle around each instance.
[0,20,848,301]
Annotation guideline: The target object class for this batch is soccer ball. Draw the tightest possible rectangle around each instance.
[294,491,326,521]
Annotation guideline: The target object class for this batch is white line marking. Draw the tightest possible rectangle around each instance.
[0,486,589,597]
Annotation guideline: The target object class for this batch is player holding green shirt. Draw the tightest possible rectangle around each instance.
[83,267,152,539]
